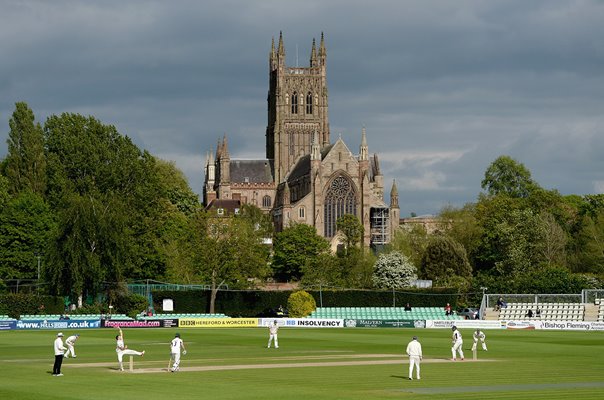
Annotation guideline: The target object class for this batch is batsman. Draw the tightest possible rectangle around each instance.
[169,333,187,372]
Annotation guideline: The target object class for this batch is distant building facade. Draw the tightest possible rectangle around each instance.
[204,33,399,248]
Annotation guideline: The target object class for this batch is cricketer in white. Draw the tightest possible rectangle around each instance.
[170,333,186,372]
[405,336,423,380]
[451,326,464,361]
[115,327,145,371]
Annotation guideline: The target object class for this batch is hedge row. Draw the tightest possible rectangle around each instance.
[0,294,64,319]
[152,289,461,317]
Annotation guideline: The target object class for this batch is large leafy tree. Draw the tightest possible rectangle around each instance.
[0,191,55,280]
[336,214,364,251]
[481,155,538,198]
[5,102,46,195]
[421,235,472,287]
[372,251,417,289]
[46,194,130,302]
[188,211,271,313]
[388,225,429,269]
[272,223,330,281]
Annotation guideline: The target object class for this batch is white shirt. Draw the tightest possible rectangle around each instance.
[66,336,78,345]
[116,338,125,352]
[452,330,463,342]
[171,337,184,354]
[473,331,486,341]
[269,324,279,335]
[406,340,422,358]
[54,337,66,356]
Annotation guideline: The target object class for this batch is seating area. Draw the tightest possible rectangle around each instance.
[596,299,604,322]
[0,314,15,320]
[308,307,462,320]
[498,303,584,321]
[137,313,229,320]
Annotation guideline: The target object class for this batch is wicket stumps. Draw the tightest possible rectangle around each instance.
[129,355,134,371]
[472,348,477,360]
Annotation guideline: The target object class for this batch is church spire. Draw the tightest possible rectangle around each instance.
[319,32,326,65]
[222,134,230,158]
[390,179,399,209]
[310,38,317,67]
[359,126,368,161]
[278,31,285,56]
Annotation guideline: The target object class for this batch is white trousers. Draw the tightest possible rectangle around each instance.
[472,339,487,351]
[267,334,279,348]
[66,343,76,357]
[451,340,464,360]
[408,356,421,379]
[171,352,181,369]
[117,349,143,362]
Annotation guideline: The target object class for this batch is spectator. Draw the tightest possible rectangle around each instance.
[526,309,533,318]
[536,307,541,318]
[404,303,412,311]
[444,303,452,316]
[495,297,507,311]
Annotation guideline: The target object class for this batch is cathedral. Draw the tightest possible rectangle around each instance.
[203,33,399,249]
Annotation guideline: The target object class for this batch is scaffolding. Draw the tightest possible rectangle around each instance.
[370,207,389,250]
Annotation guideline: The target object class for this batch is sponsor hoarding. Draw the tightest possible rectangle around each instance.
[344,319,418,328]
[425,320,504,330]
[16,319,101,330]
[259,318,344,328]
[0,320,16,330]
[503,320,604,331]
[102,319,162,328]
[179,318,258,328]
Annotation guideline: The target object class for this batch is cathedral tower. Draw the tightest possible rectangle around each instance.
[266,32,330,183]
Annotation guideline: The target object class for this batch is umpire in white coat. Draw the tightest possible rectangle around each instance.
[405,336,423,380]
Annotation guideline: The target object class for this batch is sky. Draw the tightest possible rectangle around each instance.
[1,0,603,217]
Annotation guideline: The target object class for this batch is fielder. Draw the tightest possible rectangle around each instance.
[169,333,186,372]
[115,327,145,371]
[451,326,464,361]
[405,335,422,380]
[64,333,79,358]
[472,329,488,351]
[267,320,279,349]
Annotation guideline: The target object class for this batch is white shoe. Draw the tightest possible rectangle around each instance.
[57,373,64,376]
[73,355,77,358]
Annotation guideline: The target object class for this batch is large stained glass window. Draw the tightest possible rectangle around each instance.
[324,175,357,237]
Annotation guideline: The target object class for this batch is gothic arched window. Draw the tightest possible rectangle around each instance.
[324,175,357,238]
[262,195,272,208]
[306,92,313,114]
[291,92,298,114]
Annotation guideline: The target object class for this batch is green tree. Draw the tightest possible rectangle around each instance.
[437,204,482,266]
[372,251,417,289]
[189,211,270,313]
[387,225,429,269]
[336,214,364,252]
[287,290,316,317]
[272,223,330,281]
[421,235,472,287]
[0,191,55,280]
[5,102,46,195]
[481,155,538,198]
[0,174,9,210]
[46,194,130,301]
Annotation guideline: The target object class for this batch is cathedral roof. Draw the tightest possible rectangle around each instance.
[287,155,310,181]
[229,160,274,183]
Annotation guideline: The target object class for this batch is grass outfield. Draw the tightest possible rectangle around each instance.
[1,327,603,399]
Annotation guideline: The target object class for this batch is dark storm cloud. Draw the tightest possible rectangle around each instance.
[1,0,603,215]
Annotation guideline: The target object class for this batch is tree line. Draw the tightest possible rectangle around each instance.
[1,103,602,308]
